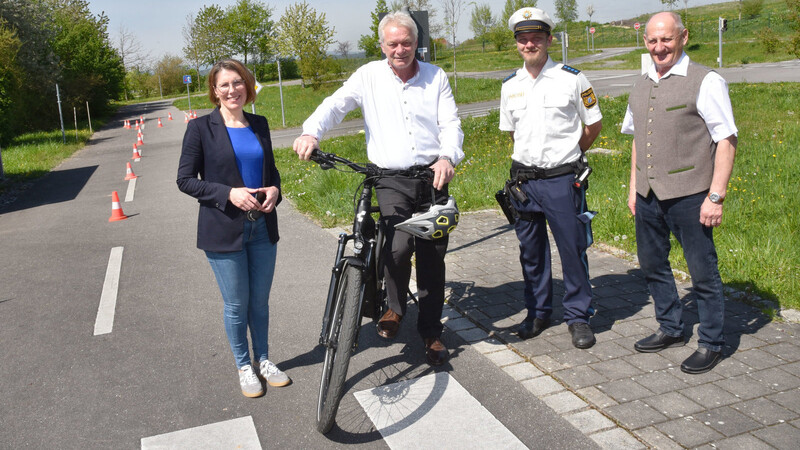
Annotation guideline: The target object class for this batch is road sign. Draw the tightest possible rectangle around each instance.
[183,75,192,84]
[590,27,596,34]
[634,22,641,30]
[254,80,263,95]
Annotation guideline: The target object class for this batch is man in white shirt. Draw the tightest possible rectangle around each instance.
[499,8,603,349]
[621,12,737,374]
[293,11,464,366]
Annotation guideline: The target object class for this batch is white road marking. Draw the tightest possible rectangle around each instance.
[610,83,633,87]
[125,178,136,202]
[140,416,261,450]
[355,372,527,449]
[94,246,123,336]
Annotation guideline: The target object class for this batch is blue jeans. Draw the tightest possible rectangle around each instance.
[635,191,725,352]
[205,216,277,368]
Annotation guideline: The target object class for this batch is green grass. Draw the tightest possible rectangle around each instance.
[171,77,502,129]
[275,82,800,309]
[0,121,106,196]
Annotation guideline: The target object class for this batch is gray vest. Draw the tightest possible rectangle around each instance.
[629,62,716,200]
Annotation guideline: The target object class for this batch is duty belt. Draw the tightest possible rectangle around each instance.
[510,161,578,181]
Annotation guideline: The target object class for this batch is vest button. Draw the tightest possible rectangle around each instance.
[647,142,651,147]
[647,154,652,158]
[649,107,654,111]
[648,119,653,123]
[647,131,652,135]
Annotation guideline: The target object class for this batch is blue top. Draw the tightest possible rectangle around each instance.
[227,126,263,189]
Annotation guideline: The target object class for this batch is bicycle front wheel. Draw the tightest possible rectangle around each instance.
[317,261,363,434]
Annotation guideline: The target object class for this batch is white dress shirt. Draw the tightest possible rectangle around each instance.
[302,59,464,170]
[499,57,603,168]
[621,52,738,142]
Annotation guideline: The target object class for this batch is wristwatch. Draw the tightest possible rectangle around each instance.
[437,155,455,167]
[708,192,725,204]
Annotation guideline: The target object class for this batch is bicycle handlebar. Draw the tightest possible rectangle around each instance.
[309,149,433,181]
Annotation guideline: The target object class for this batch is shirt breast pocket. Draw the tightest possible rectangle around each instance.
[544,93,571,120]
[507,96,526,119]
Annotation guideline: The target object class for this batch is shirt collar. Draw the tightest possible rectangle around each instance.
[647,52,689,81]
[518,56,557,82]
[385,58,420,84]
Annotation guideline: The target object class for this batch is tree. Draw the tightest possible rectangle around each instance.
[194,5,231,66]
[501,0,531,25]
[225,0,274,66]
[50,0,125,111]
[276,1,335,88]
[116,25,149,100]
[153,54,185,96]
[470,3,494,52]
[359,0,388,58]
[661,0,679,10]
[486,23,510,51]
[440,0,464,94]
[554,0,578,35]
[0,18,21,144]
[182,14,203,91]
[336,41,351,58]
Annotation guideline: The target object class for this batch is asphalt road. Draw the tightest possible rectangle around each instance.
[2,58,798,448]
[0,101,596,448]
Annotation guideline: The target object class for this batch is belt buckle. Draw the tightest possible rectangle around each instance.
[533,167,545,179]
[246,210,258,222]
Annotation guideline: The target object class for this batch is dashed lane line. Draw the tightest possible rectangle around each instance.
[94,246,123,336]
[125,178,136,202]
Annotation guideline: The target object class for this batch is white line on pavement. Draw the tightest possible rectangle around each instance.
[141,416,262,449]
[355,372,527,449]
[94,246,123,336]
[125,178,136,202]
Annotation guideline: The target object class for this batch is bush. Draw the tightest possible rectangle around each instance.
[255,58,299,81]
[757,27,781,53]
[742,0,764,19]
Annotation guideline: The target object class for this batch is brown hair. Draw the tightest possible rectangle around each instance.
[207,59,256,106]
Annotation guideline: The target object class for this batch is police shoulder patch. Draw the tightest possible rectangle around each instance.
[503,71,517,83]
[561,65,580,75]
[581,87,597,109]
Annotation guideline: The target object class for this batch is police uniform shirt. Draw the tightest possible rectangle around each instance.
[500,57,602,168]
[620,52,737,141]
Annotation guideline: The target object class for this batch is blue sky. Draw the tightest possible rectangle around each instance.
[88,0,723,62]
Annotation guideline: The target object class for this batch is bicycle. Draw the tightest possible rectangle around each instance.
[310,149,435,434]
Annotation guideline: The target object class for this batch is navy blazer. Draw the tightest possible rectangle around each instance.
[177,108,281,252]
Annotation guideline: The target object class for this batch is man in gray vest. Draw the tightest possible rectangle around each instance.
[621,12,737,374]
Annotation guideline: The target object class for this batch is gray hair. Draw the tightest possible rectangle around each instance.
[644,11,685,35]
[378,11,418,43]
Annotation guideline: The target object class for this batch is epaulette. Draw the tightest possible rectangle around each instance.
[503,71,517,83]
[561,65,580,75]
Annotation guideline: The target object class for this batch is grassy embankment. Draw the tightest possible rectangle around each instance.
[273,82,799,310]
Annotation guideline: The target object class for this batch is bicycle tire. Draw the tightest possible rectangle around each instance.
[316,261,363,434]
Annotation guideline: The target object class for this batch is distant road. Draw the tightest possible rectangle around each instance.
[271,58,800,148]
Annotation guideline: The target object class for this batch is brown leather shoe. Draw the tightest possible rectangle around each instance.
[376,309,402,339]
[424,338,449,366]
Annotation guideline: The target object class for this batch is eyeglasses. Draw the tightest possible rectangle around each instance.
[216,79,245,92]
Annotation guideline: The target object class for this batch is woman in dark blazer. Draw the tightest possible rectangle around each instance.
[177,59,289,398]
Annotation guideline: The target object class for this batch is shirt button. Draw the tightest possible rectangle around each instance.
[646,142,651,147]
[648,119,653,123]
[648,165,653,169]
[647,131,652,135]
[647,154,652,158]
[649,107,654,111]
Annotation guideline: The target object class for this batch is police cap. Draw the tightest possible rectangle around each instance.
[508,8,555,36]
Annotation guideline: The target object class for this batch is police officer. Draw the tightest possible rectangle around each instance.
[500,8,603,349]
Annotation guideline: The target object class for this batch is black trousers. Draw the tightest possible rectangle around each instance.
[375,177,449,339]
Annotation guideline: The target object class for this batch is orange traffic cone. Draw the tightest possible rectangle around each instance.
[124,162,138,180]
[135,121,140,131]
[157,118,163,128]
[168,112,173,120]
[131,144,141,159]
[137,134,144,146]
[108,191,128,222]
[184,112,189,123]
[192,110,197,119]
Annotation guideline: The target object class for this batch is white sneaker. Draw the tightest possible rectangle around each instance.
[258,359,291,387]
[238,365,264,398]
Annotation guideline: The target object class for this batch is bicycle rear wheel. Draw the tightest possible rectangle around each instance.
[317,261,363,434]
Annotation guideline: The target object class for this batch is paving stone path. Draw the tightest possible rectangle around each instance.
[440,210,800,449]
